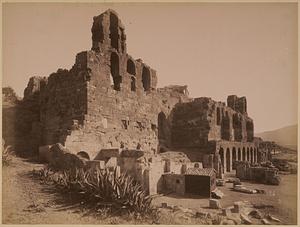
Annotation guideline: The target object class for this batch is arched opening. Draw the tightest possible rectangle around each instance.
[242,147,246,161]
[232,147,237,169]
[219,147,224,173]
[158,112,167,141]
[216,107,221,125]
[110,52,121,91]
[247,148,250,161]
[221,112,230,140]
[142,67,151,91]
[131,76,136,91]
[254,148,257,163]
[250,147,253,163]
[109,13,119,50]
[77,151,90,160]
[226,148,231,172]
[127,59,136,75]
[238,148,241,160]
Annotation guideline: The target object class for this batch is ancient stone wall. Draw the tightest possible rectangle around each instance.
[171,96,254,149]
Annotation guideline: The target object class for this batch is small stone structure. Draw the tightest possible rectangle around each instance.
[235,161,280,185]
[2,9,272,189]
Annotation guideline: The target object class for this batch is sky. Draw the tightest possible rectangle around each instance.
[2,2,298,133]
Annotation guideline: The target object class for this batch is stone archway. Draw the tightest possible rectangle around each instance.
[226,148,231,172]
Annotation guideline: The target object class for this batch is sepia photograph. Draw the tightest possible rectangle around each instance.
[1,2,298,225]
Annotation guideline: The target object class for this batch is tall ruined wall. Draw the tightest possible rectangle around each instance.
[172,96,254,149]
[39,63,89,146]
[62,10,190,158]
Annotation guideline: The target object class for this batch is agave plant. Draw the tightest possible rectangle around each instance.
[2,139,14,166]
[48,166,154,215]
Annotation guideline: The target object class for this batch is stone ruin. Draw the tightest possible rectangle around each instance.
[2,9,272,188]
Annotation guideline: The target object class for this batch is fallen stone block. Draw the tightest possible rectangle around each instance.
[221,219,235,225]
[196,211,208,218]
[240,213,252,224]
[232,201,244,213]
[221,208,231,217]
[262,218,271,225]
[209,199,221,209]
[255,189,266,194]
[161,202,168,208]
[211,188,224,199]
[216,179,225,186]
[248,209,263,219]
[233,185,257,194]
[266,214,281,222]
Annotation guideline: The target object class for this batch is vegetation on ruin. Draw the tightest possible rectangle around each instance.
[2,139,14,166]
[32,166,156,218]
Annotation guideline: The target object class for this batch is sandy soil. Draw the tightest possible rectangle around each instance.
[2,156,154,224]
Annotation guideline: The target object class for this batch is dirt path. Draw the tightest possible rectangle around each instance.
[2,156,142,224]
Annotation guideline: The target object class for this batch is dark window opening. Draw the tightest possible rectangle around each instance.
[226,148,231,172]
[109,13,119,50]
[142,67,151,91]
[110,52,121,91]
[176,179,180,184]
[127,59,136,75]
[158,112,167,140]
[131,76,136,91]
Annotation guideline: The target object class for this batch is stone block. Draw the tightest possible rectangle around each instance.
[233,201,244,213]
[240,213,252,224]
[209,199,221,209]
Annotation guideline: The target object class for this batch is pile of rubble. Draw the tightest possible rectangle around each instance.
[157,201,282,225]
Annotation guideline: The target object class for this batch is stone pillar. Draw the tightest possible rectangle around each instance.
[223,151,227,173]
[229,149,233,172]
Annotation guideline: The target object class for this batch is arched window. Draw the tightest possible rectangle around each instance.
[131,76,136,91]
[226,148,231,172]
[110,52,121,91]
[158,112,167,140]
[219,147,224,173]
[109,13,119,50]
[142,67,151,91]
[127,59,136,75]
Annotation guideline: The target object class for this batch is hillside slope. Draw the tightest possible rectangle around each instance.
[255,125,297,150]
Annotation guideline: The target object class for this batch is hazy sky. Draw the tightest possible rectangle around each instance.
[2,3,298,133]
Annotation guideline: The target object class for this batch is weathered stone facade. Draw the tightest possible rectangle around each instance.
[2,9,269,177]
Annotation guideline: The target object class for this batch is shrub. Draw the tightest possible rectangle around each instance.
[2,139,14,166]
[34,167,154,216]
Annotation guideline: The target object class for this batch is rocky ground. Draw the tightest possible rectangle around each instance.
[2,155,298,224]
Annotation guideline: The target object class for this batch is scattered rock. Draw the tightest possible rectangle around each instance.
[161,202,168,208]
[216,179,225,186]
[196,211,208,218]
[249,209,263,219]
[221,208,231,217]
[209,199,221,209]
[255,189,266,194]
[221,219,235,225]
[240,213,252,224]
[211,188,224,199]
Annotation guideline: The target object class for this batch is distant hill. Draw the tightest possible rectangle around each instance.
[255,124,298,150]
